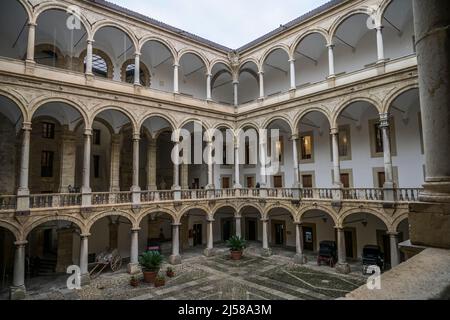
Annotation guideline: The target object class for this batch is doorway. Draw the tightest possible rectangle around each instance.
[222,218,233,241]
[303,226,315,251]
[222,177,231,189]
[344,228,357,259]
[271,220,286,245]
[245,218,257,241]
[246,176,255,188]
[193,224,202,246]
[273,176,283,188]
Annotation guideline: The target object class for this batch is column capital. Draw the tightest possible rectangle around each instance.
[14,240,28,246]
[260,218,269,222]
[327,43,335,49]
[330,127,339,135]
[131,228,141,232]
[291,134,299,141]
[235,215,242,219]
[258,70,264,75]
[232,79,239,85]
[206,72,212,77]
[84,128,93,136]
[22,122,32,131]
[207,218,215,223]
[80,233,91,238]
[173,63,180,68]
[376,25,384,31]
[87,39,95,45]
[28,22,37,27]
[132,133,141,141]
[379,113,390,128]
[134,52,141,57]
[288,58,296,63]
[387,231,399,237]
[172,223,182,227]
[334,226,344,231]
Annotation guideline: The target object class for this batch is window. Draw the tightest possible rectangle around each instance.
[222,177,230,189]
[41,151,54,177]
[42,122,55,139]
[273,175,283,188]
[338,125,351,158]
[340,173,350,188]
[93,129,101,145]
[125,64,146,86]
[86,54,108,78]
[377,172,386,188]
[369,118,397,157]
[302,175,313,188]
[245,141,250,165]
[374,122,384,154]
[300,133,313,162]
[93,155,100,178]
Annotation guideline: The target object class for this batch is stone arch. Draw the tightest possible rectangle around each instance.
[329,8,375,40]
[138,113,177,134]
[378,0,396,26]
[290,28,330,56]
[209,58,232,76]
[237,203,264,218]
[239,57,260,71]
[178,118,211,132]
[260,44,291,71]
[263,203,297,221]
[15,0,33,24]
[87,209,138,232]
[332,97,382,128]
[90,105,139,134]
[382,83,419,114]
[120,58,151,86]
[298,206,339,225]
[262,115,294,134]
[211,122,235,132]
[392,211,410,233]
[338,207,391,229]
[91,21,138,51]
[139,36,177,61]
[177,205,210,223]
[33,43,66,68]
[293,107,332,133]
[212,203,239,218]
[0,89,28,123]
[78,48,114,78]
[23,215,86,240]
[177,49,209,70]
[237,121,261,133]
[0,220,21,241]
[137,207,177,226]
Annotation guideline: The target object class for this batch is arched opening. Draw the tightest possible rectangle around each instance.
[262,48,290,97]
[237,124,260,188]
[388,88,424,187]
[0,0,29,60]
[140,40,174,93]
[88,109,134,193]
[382,0,415,60]
[79,49,113,79]
[265,119,292,188]
[214,126,235,189]
[121,59,150,86]
[141,116,175,190]
[336,101,381,188]
[0,95,23,195]
[179,53,207,99]
[239,206,262,245]
[0,226,16,293]
[214,206,237,242]
[30,102,85,194]
[266,207,295,252]
[295,111,331,188]
[179,208,209,254]
[396,218,409,262]
[301,210,337,255]
[93,26,135,82]
[238,61,259,104]
[294,33,328,87]
[333,13,377,74]
[211,63,233,105]
[35,9,88,71]
[181,120,208,189]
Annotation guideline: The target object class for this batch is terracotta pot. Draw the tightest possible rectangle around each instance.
[166,271,175,278]
[143,271,158,283]
[155,279,166,288]
[230,250,243,260]
[130,279,139,287]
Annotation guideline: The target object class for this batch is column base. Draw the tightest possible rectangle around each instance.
[203,248,216,257]
[336,262,351,274]
[261,248,272,257]
[293,253,307,265]
[80,273,91,286]
[169,254,182,265]
[127,263,141,275]
[9,285,26,300]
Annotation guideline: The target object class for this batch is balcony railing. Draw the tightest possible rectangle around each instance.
[0,188,423,211]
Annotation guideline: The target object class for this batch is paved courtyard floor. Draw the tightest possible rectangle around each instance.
[13,246,368,300]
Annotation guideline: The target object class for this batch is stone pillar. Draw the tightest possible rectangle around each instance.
[294,223,306,264]
[169,223,182,265]
[206,140,214,189]
[26,23,36,63]
[259,135,267,188]
[85,40,94,75]
[336,227,350,274]
[235,215,242,238]
[59,128,76,193]
[79,234,90,285]
[234,139,241,188]
[146,138,157,190]
[17,123,31,212]
[173,63,179,94]
[409,0,450,249]
[109,134,121,192]
[327,44,335,77]
[258,71,265,100]
[291,134,301,188]
[206,73,212,101]
[55,228,74,273]
[131,134,141,204]
[204,219,215,257]
[81,129,92,206]
[233,80,239,107]
[376,26,385,63]
[172,141,180,190]
[128,228,140,274]
[289,59,296,90]
[389,232,400,268]
[134,53,141,85]
[380,113,395,198]
[181,164,189,190]
[261,219,272,256]
[331,128,342,188]
[10,241,27,300]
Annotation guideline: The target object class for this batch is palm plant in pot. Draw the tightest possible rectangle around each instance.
[139,251,163,283]
[226,236,247,260]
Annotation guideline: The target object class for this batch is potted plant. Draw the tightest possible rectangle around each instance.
[139,251,163,283]
[154,274,166,288]
[130,275,139,287]
[226,236,247,260]
[166,267,175,278]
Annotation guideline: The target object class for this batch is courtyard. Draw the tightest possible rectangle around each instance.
[10,245,367,301]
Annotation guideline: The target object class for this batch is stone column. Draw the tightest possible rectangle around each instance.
[233,80,239,106]
[259,135,267,188]
[204,219,215,257]
[336,227,350,274]
[289,58,296,90]
[291,134,301,188]
[109,134,121,192]
[206,140,214,189]
[206,73,212,101]
[173,63,179,94]
[376,26,385,63]
[169,223,182,265]
[134,53,141,85]
[10,241,27,300]
[17,123,31,212]
[131,134,141,204]
[389,232,400,268]
[258,71,265,100]
[380,113,394,191]
[79,234,90,285]
[59,128,76,193]
[261,219,272,256]
[81,129,92,206]
[128,228,140,274]
[235,215,242,238]
[234,139,241,188]
[26,23,36,63]
[181,164,189,190]
[331,128,342,188]
[327,44,335,77]
[146,138,157,190]
[85,40,94,75]
[172,140,180,190]
[294,223,306,264]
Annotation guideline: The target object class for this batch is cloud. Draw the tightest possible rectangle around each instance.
[109,0,330,48]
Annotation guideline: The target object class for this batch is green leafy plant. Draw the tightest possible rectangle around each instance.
[156,274,166,281]
[226,236,247,252]
[138,251,163,272]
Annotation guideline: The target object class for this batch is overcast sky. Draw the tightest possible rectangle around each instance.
[109,0,330,48]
